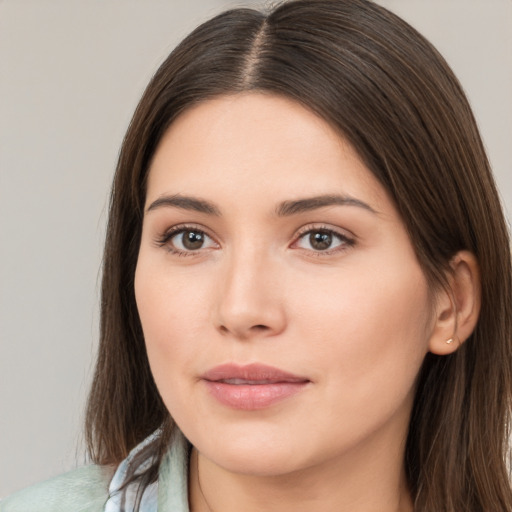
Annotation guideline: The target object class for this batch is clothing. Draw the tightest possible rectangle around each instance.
[0,430,190,512]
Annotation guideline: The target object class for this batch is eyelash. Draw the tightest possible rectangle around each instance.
[293,224,355,256]
[155,224,216,257]
[155,224,355,257]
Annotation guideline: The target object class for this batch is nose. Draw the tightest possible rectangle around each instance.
[214,249,287,340]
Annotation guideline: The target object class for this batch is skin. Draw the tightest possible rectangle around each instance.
[135,93,477,512]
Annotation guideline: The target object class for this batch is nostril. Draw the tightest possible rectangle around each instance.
[252,325,269,331]
[217,324,269,336]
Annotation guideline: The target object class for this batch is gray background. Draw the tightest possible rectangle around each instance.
[1,0,511,498]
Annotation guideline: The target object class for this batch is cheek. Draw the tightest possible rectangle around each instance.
[134,259,211,388]
[289,259,432,404]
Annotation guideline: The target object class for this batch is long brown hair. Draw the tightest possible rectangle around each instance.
[85,0,512,509]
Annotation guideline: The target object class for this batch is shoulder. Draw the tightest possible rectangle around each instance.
[0,464,113,512]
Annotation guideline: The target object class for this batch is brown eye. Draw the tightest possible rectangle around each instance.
[182,230,205,250]
[167,228,216,252]
[309,231,333,251]
[295,228,352,253]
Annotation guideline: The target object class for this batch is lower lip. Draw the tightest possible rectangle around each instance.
[204,381,308,410]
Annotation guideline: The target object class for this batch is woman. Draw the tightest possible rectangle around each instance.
[3,0,511,510]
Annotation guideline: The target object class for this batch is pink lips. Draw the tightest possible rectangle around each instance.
[201,363,310,410]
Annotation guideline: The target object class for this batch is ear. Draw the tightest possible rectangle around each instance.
[428,251,481,355]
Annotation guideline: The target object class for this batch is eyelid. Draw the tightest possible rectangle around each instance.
[293,223,356,241]
[154,223,220,254]
[291,223,356,254]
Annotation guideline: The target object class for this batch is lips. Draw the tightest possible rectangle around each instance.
[201,363,310,410]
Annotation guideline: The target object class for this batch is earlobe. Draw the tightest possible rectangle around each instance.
[428,251,481,356]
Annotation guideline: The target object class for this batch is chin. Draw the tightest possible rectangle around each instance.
[206,445,307,477]
[186,423,312,477]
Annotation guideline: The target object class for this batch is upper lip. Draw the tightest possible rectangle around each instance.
[202,363,310,384]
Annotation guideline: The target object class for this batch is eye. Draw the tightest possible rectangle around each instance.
[294,228,353,253]
[159,227,218,254]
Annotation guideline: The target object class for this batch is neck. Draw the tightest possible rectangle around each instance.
[188,430,414,512]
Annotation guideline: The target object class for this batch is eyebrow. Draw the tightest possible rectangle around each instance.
[146,194,221,215]
[146,193,377,216]
[276,194,377,216]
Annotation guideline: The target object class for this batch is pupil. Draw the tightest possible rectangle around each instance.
[183,231,204,250]
[310,231,332,250]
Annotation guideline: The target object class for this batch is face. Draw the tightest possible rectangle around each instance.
[135,93,435,478]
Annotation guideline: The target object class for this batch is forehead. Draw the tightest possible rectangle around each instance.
[146,93,388,214]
